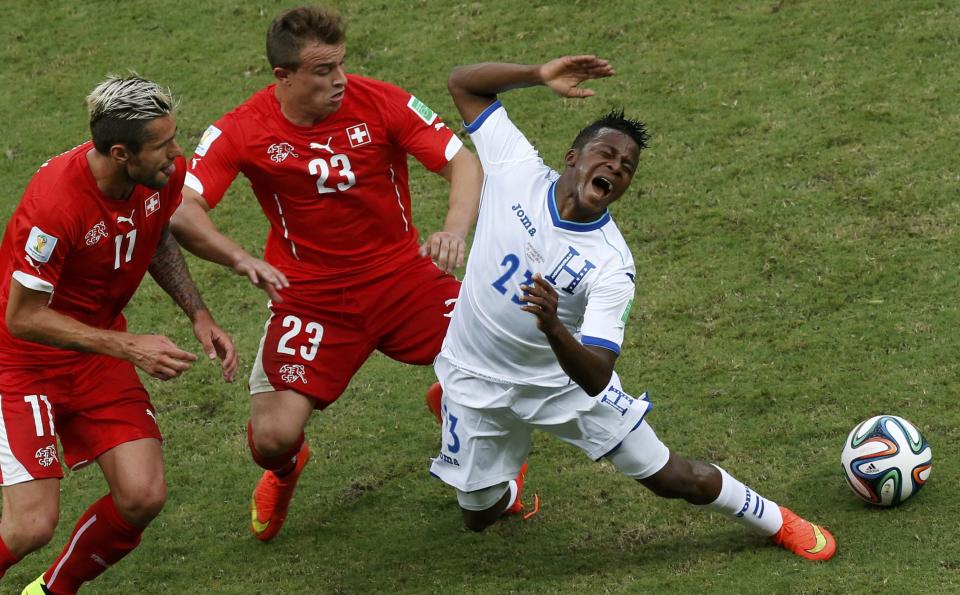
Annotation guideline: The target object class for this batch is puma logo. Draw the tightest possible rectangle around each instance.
[117,210,135,226]
[309,137,334,154]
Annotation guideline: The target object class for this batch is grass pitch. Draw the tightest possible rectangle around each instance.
[1,1,958,593]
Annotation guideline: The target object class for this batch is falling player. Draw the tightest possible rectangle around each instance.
[169,5,482,542]
[429,55,837,561]
[0,75,237,594]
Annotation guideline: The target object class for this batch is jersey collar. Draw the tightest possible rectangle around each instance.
[547,180,611,232]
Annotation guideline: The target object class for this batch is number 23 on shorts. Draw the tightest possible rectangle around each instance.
[275,315,324,361]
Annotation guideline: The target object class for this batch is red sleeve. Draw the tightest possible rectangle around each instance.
[166,155,186,217]
[380,83,459,173]
[185,116,244,208]
[9,183,81,294]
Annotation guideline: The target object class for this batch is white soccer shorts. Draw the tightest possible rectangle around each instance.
[430,355,660,493]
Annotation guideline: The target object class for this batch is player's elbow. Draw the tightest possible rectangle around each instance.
[583,369,614,397]
[447,66,470,95]
[6,308,36,341]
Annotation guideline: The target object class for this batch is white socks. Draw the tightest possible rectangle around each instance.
[701,465,783,536]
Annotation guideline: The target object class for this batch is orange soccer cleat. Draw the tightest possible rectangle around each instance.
[250,442,311,542]
[503,462,539,519]
[771,506,837,561]
[426,382,443,424]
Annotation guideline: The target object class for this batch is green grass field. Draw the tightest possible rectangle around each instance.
[2,0,959,592]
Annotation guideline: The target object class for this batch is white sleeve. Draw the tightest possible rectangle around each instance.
[580,263,637,355]
[465,101,542,172]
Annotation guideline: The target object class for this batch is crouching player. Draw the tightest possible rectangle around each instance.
[429,55,836,561]
[0,76,237,593]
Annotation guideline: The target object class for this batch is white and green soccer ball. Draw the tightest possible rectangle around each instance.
[840,415,932,507]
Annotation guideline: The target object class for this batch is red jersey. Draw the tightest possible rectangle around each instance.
[0,143,185,367]
[185,75,462,286]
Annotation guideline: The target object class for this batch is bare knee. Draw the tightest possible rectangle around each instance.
[2,508,59,555]
[640,454,720,505]
[112,480,167,527]
[252,424,301,458]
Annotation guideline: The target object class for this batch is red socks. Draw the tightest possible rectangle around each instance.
[43,494,143,595]
[0,535,18,578]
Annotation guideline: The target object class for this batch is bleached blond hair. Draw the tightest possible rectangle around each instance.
[86,74,178,154]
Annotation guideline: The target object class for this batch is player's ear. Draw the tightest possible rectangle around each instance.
[273,66,294,84]
[109,144,130,164]
[564,148,579,167]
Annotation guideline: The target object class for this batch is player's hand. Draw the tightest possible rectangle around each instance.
[126,334,198,381]
[539,55,615,99]
[232,253,289,303]
[420,230,466,273]
[191,313,238,383]
[520,273,562,335]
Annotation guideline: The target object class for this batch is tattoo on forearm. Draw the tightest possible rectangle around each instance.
[149,228,208,320]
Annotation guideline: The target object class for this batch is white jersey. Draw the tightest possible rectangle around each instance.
[441,101,636,389]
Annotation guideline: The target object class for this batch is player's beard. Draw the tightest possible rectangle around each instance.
[128,162,171,190]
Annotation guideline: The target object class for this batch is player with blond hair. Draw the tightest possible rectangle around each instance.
[0,75,236,594]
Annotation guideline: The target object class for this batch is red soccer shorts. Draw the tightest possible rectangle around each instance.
[249,256,461,408]
[0,354,161,486]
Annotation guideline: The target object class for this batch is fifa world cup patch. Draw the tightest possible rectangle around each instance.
[25,226,58,263]
[194,125,222,157]
[407,96,437,125]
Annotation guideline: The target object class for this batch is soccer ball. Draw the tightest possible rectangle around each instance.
[840,415,932,506]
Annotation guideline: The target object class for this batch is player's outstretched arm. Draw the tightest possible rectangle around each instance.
[520,274,618,395]
[5,282,197,381]
[447,56,615,124]
[419,147,483,273]
[149,225,238,382]
[171,187,289,302]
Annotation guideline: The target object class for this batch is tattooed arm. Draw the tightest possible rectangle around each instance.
[149,225,211,321]
[149,225,238,382]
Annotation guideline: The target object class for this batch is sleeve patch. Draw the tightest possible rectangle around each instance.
[25,226,58,263]
[194,125,222,157]
[620,297,634,325]
[407,96,438,126]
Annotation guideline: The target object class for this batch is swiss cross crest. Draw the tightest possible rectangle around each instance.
[279,364,308,384]
[267,142,299,163]
[84,221,108,246]
[346,123,371,148]
[144,193,160,217]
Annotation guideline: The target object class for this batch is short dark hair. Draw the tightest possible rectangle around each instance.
[571,108,649,153]
[266,6,346,70]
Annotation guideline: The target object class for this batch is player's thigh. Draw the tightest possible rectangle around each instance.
[517,373,653,461]
[429,367,530,493]
[0,378,65,486]
[56,357,162,472]
[376,260,460,365]
[250,304,373,407]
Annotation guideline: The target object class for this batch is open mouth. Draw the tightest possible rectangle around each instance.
[591,175,613,197]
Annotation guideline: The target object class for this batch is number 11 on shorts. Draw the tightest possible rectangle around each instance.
[24,394,54,437]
